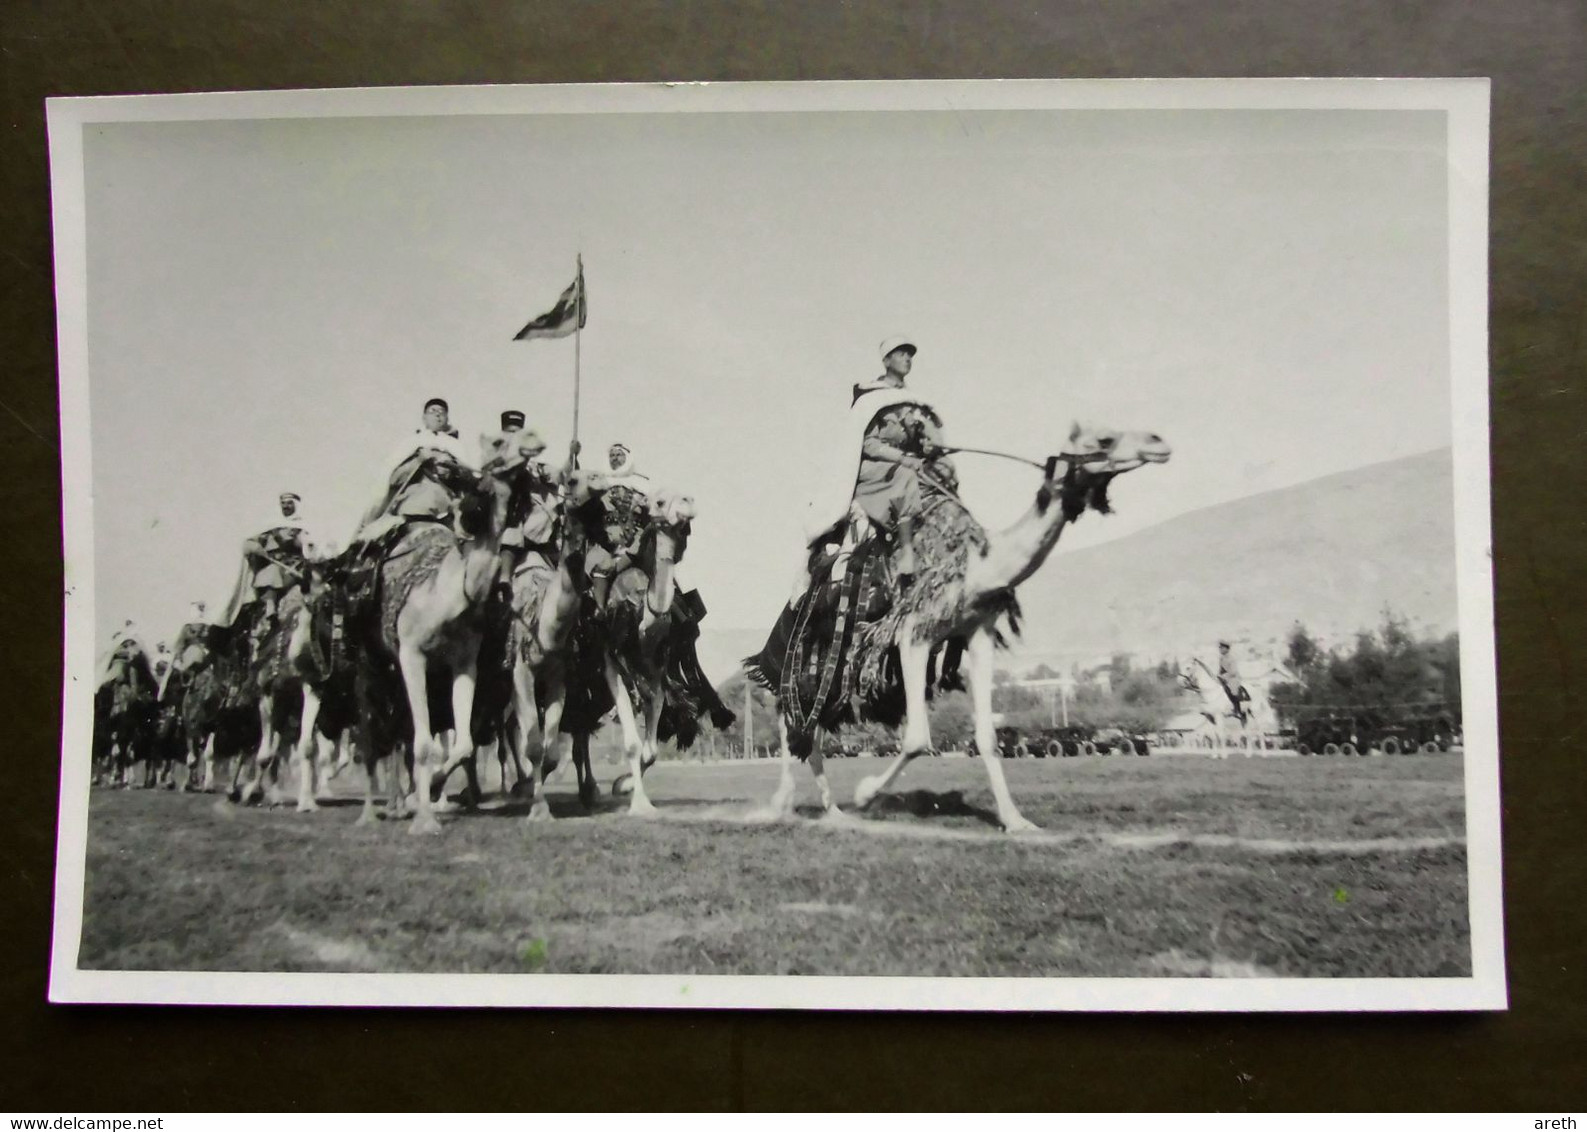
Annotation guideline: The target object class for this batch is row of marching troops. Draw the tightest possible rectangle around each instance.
[95,333,1174,834]
[92,395,734,830]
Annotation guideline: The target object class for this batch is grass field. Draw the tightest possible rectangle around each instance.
[76,752,1471,978]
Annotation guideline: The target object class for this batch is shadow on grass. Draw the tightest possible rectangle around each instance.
[859,789,1002,830]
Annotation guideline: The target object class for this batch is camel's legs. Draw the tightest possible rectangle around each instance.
[540,682,567,780]
[263,698,292,808]
[201,735,216,794]
[433,654,481,813]
[514,660,554,822]
[571,733,599,809]
[356,743,379,826]
[398,646,442,835]
[640,683,664,773]
[240,696,274,804]
[808,739,846,822]
[329,733,354,780]
[183,734,201,792]
[228,742,250,800]
[605,660,656,817]
[314,731,337,791]
[761,715,797,818]
[897,632,934,755]
[966,627,1037,832]
[856,631,932,808]
[532,680,570,816]
[293,688,323,813]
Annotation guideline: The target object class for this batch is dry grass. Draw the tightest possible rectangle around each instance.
[76,752,1470,978]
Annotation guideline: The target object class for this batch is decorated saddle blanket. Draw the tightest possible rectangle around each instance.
[743,535,894,754]
[746,488,1021,757]
[376,521,458,653]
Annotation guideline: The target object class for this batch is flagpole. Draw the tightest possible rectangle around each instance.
[572,253,583,464]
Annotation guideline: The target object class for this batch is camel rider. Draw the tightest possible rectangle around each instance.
[215,492,314,631]
[585,441,651,606]
[170,601,211,675]
[352,397,476,546]
[496,410,579,581]
[1217,640,1251,714]
[802,336,956,586]
[98,622,150,688]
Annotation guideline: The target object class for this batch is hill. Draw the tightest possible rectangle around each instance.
[1009,447,1460,666]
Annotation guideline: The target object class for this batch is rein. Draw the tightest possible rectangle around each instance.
[937,444,1047,470]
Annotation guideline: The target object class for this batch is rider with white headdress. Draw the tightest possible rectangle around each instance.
[800,335,956,590]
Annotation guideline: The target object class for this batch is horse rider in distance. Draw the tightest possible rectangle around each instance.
[1217,639,1253,719]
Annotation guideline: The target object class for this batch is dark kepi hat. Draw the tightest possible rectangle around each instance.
[424,397,449,413]
[501,409,526,431]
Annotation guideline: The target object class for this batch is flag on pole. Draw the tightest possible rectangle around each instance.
[513,257,587,341]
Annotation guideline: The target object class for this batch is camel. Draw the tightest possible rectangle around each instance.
[284,562,362,812]
[504,468,611,820]
[232,591,310,807]
[167,622,258,794]
[92,641,158,788]
[748,423,1171,832]
[589,489,715,817]
[1179,657,1276,758]
[347,432,526,834]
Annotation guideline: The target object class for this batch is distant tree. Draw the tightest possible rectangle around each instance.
[1269,610,1460,726]
[1285,622,1324,674]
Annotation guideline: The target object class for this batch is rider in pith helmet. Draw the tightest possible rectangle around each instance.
[802,335,952,584]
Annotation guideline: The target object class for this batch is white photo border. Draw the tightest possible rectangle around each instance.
[46,78,1501,1011]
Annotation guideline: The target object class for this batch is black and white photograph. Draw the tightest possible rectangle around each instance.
[47,79,1501,1010]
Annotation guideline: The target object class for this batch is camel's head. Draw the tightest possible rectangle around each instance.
[563,468,609,509]
[477,428,548,476]
[644,489,697,567]
[647,488,697,531]
[1061,423,1172,472]
[1050,422,1172,518]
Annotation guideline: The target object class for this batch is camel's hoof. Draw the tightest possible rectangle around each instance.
[409,814,443,836]
[627,800,659,819]
[526,803,553,824]
[820,807,856,826]
[354,811,377,827]
[432,796,461,814]
[611,773,634,797]
[295,799,321,814]
[853,776,884,810]
[1001,814,1040,834]
[264,790,288,809]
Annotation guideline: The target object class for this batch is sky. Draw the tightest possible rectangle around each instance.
[81,106,1452,647]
